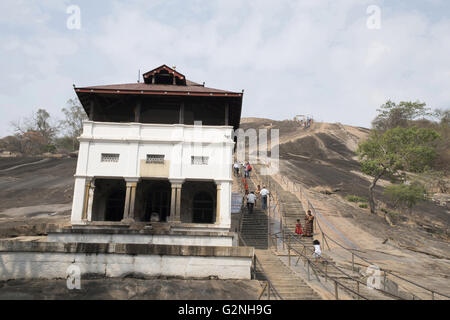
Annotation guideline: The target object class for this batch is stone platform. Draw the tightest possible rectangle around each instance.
[47,224,238,247]
[0,240,254,281]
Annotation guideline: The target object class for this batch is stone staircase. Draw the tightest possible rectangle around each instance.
[237,172,393,300]
[255,249,322,300]
[240,211,269,249]
[254,174,397,300]
[239,178,268,249]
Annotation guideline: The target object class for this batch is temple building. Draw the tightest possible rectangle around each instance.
[71,65,243,232]
[0,66,253,281]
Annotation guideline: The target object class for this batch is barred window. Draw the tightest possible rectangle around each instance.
[101,153,120,162]
[146,154,165,164]
[191,156,209,165]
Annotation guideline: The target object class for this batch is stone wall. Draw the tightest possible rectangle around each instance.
[0,241,253,281]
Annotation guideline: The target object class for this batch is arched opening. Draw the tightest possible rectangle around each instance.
[135,180,171,222]
[105,189,126,221]
[192,191,214,223]
[91,179,126,222]
[154,69,174,85]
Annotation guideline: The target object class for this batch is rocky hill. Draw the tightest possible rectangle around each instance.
[241,118,449,296]
[0,118,449,296]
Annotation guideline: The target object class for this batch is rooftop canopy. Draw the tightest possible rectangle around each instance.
[74,65,243,130]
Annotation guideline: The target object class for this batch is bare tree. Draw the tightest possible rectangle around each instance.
[10,108,58,154]
[60,98,87,150]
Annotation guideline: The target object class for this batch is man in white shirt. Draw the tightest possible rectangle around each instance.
[247,192,256,214]
[260,186,269,210]
[233,162,240,176]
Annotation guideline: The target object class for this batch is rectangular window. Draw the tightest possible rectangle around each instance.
[101,153,120,163]
[191,156,209,165]
[146,154,165,164]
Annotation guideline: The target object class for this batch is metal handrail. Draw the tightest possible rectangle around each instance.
[271,232,369,300]
[239,229,282,300]
[242,171,370,300]
[261,166,450,300]
[253,255,283,300]
[283,231,405,300]
[240,165,448,300]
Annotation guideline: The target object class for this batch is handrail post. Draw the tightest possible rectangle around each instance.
[356,281,360,300]
[322,232,325,250]
[268,282,271,300]
[352,253,355,272]
[383,271,387,291]
[288,234,291,266]
[334,281,339,300]
[307,261,310,281]
[431,291,434,300]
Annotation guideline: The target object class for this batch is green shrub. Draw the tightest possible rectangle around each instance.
[359,203,368,209]
[346,195,368,203]
[384,182,427,209]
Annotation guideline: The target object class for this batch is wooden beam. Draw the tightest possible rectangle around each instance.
[135,100,141,122]
[89,99,95,121]
[179,102,184,124]
[225,103,229,126]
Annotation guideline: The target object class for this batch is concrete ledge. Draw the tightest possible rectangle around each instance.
[49,226,236,237]
[0,241,253,257]
[0,242,254,280]
[46,227,239,247]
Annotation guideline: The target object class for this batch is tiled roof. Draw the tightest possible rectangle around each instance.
[75,80,241,96]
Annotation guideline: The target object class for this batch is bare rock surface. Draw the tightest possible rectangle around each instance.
[0,278,261,300]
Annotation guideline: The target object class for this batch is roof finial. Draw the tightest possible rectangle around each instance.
[137,69,141,83]
[172,66,177,70]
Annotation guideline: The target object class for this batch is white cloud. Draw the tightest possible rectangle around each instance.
[0,0,449,137]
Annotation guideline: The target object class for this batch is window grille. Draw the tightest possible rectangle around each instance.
[191,156,209,165]
[101,153,120,162]
[146,154,165,164]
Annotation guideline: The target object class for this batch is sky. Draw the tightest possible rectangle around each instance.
[0,0,449,137]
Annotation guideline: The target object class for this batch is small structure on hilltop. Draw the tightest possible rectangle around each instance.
[294,114,314,129]
[0,65,253,281]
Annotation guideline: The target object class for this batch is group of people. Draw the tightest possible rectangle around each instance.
[233,161,253,178]
[298,117,313,129]
[245,184,270,214]
[235,162,321,261]
[295,210,322,261]
[294,210,315,237]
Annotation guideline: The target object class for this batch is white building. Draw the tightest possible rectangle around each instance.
[0,65,253,282]
[71,65,243,234]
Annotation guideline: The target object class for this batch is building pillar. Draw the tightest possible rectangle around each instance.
[215,180,231,229]
[86,180,95,221]
[216,183,222,224]
[122,180,138,223]
[169,180,184,223]
[82,178,94,221]
[170,184,177,221]
[175,184,182,221]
